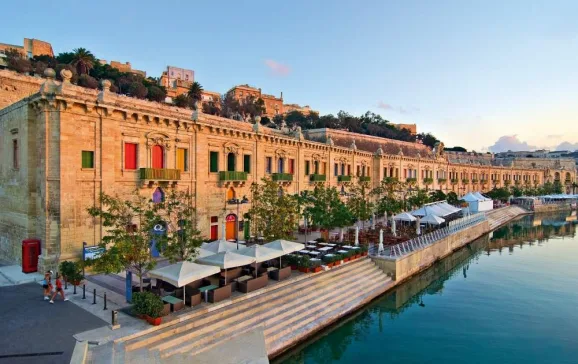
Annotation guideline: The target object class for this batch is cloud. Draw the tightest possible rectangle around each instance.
[488,135,537,153]
[547,134,563,139]
[376,101,419,114]
[555,141,578,151]
[264,59,291,76]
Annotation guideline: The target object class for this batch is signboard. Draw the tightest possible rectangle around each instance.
[83,246,105,261]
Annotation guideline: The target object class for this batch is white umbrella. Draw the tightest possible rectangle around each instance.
[201,240,238,254]
[378,229,384,254]
[339,228,344,242]
[371,213,376,230]
[237,244,284,278]
[391,218,397,237]
[421,214,445,226]
[416,216,421,235]
[196,251,256,283]
[393,212,417,222]
[384,211,388,226]
[148,261,220,301]
[222,222,226,240]
[354,226,359,246]
[263,239,305,254]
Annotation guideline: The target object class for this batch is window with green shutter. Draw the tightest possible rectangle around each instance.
[305,161,310,175]
[243,155,251,173]
[82,151,94,168]
[209,151,219,172]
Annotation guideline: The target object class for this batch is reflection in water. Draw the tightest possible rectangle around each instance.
[276,211,577,364]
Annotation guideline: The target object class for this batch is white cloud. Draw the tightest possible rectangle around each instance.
[556,141,578,151]
[488,135,537,153]
[264,59,291,76]
[376,101,419,114]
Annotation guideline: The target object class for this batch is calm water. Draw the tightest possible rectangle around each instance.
[276,212,578,364]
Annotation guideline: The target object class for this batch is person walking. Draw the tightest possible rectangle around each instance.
[42,271,53,300]
[49,273,68,304]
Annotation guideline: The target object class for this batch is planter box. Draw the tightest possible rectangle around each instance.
[343,258,350,263]
[361,252,368,256]
[290,265,298,270]
[334,260,341,266]
[298,267,309,273]
[145,315,162,326]
[326,262,334,268]
[311,266,322,273]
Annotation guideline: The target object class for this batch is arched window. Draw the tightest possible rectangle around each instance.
[152,145,164,169]
[152,187,165,203]
[227,153,236,172]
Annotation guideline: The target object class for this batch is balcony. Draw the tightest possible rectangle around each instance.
[359,176,371,182]
[309,174,326,183]
[338,175,352,183]
[406,177,417,184]
[272,173,293,184]
[437,178,447,184]
[451,178,459,185]
[139,168,181,188]
[462,179,469,185]
[423,178,433,185]
[472,179,479,184]
[219,171,248,185]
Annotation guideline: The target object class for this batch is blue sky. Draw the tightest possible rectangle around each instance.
[2,0,577,152]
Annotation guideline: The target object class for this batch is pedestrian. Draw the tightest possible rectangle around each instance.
[49,273,68,304]
[42,271,53,300]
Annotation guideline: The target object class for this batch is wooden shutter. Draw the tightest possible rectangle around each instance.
[152,145,164,169]
[210,152,218,172]
[176,148,186,172]
[244,155,251,173]
[82,151,94,168]
[124,143,137,169]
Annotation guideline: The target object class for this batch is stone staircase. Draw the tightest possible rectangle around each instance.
[486,206,528,230]
[113,258,391,362]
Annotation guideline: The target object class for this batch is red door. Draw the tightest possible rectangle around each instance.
[152,145,164,169]
[210,225,218,240]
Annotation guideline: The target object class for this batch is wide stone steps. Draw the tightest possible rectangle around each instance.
[487,206,527,230]
[156,260,382,358]
[122,258,373,353]
[167,263,387,359]
[119,258,390,361]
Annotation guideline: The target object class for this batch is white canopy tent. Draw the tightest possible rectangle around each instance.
[237,244,284,263]
[439,202,461,214]
[263,240,305,254]
[474,192,490,201]
[420,214,446,225]
[462,193,493,213]
[393,212,417,222]
[148,261,220,301]
[196,251,257,283]
[201,240,239,254]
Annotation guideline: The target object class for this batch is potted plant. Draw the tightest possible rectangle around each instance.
[322,255,334,268]
[286,255,299,270]
[58,261,75,283]
[297,255,311,273]
[333,254,342,266]
[310,260,322,273]
[133,292,164,325]
[360,245,368,257]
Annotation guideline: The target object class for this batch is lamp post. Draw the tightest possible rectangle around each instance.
[228,196,249,250]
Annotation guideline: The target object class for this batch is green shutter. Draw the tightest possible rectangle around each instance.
[82,151,94,168]
[210,152,218,172]
[305,161,310,175]
[244,155,251,173]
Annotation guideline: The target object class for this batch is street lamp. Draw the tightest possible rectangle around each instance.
[227,195,249,250]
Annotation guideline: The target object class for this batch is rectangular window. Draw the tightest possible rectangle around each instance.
[357,165,361,177]
[289,159,295,174]
[305,161,310,175]
[348,165,351,176]
[321,162,326,175]
[124,143,137,170]
[82,151,94,169]
[265,157,272,174]
[367,167,370,176]
[176,148,188,172]
[341,164,345,176]
[244,155,251,173]
[334,163,338,176]
[209,151,219,172]
[12,139,18,169]
[210,216,218,223]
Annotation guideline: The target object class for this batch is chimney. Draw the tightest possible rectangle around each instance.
[280,91,283,99]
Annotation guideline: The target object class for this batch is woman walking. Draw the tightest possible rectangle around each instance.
[42,270,53,300]
[49,273,69,304]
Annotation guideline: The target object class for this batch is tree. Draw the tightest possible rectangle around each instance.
[219,92,242,119]
[371,177,405,215]
[187,82,204,109]
[158,190,204,263]
[485,188,510,202]
[147,85,166,102]
[173,94,190,108]
[347,183,374,227]
[407,188,430,209]
[128,82,148,99]
[248,178,300,241]
[511,185,523,197]
[77,74,99,89]
[447,191,459,205]
[70,48,95,75]
[445,146,467,152]
[87,191,163,292]
[417,133,440,148]
[202,101,220,115]
[305,186,353,233]
[429,189,446,202]
[4,48,32,74]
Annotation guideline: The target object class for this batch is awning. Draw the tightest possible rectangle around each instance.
[420,214,445,225]
[462,192,482,202]
[148,261,220,288]
[393,212,417,222]
[201,240,239,254]
[196,251,256,269]
[237,244,284,263]
[263,239,305,254]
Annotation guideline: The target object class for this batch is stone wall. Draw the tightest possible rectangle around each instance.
[0,70,43,110]
[372,221,489,281]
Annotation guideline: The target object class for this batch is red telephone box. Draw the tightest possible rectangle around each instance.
[22,239,41,273]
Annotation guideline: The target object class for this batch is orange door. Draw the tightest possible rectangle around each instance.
[226,221,236,240]
[152,145,164,169]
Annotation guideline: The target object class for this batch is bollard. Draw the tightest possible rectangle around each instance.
[93,288,97,305]
[73,284,77,295]
[103,292,108,310]
[112,310,118,327]
[82,284,86,299]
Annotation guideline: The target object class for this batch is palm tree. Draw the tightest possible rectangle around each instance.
[70,48,95,75]
[187,82,204,109]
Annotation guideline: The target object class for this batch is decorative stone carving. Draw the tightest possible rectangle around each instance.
[276,149,287,158]
[293,126,303,140]
[225,143,240,155]
[326,136,334,146]
[60,69,73,83]
[350,140,357,150]
[433,142,445,158]
[375,146,383,156]
[40,68,58,95]
[145,132,172,150]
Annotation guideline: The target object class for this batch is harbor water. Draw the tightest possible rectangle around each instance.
[276,212,578,364]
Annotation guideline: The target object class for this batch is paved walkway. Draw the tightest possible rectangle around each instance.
[0,265,44,287]
[0,282,106,364]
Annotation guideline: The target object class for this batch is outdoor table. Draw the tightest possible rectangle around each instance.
[318,242,329,246]
[337,250,348,254]
[267,267,278,272]
[324,254,335,258]
[305,245,317,249]
[317,246,332,252]
[350,246,360,250]
[327,243,336,247]
[310,258,321,262]
[308,251,320,256]
[198,285,218,303]
[236,275,252,283]
[343,245,354,249]
[298,250,310,254]
[162,295,184,312]
[307,240,317,244]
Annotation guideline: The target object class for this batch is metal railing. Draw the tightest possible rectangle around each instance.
[369,212,487,259]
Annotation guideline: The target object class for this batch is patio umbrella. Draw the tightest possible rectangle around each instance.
[263,239,305,272]
[378,229,384,254]
[354,226,359,246]
[222,222,226,240]
[421,214,445,226]
[391,218,397,237]
[237,244,284,277]
[201,240,238,254]
[384,211,388,226]
[196,251,256,284]
[393,212,417,222]
[148,261,220,301]
[371,213,376,230]
[416,216,421,235]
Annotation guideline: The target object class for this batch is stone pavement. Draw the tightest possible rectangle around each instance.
[0,265,44,287]
[0,282,106,364]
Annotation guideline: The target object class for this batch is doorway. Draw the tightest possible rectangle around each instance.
[225,214,237,240]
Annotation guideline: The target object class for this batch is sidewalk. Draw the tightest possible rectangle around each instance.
[0,265,44,287]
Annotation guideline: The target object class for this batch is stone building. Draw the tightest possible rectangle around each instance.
[0,38,54,61]
[99,60,146,78]
[228,85,284,117]
[0,69,574,271]
[391,123,417,135]
[283,103,318,116]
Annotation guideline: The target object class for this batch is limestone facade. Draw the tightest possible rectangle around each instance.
[0,38,54,59]
[0,71,574,270]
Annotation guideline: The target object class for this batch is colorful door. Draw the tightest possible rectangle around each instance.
[152,145,164,169]
[226,214,237,240]
[210,225,218,240]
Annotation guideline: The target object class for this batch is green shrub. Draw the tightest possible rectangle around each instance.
[297,255,311,268]
[315,237,326,243]
[132,291,164,318]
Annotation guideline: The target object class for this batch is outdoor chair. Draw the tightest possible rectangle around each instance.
[184,286,202,307]
[269,266,291,281]
[160,303,171,317]
[208,284,232,303]
[237,274,268,293]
